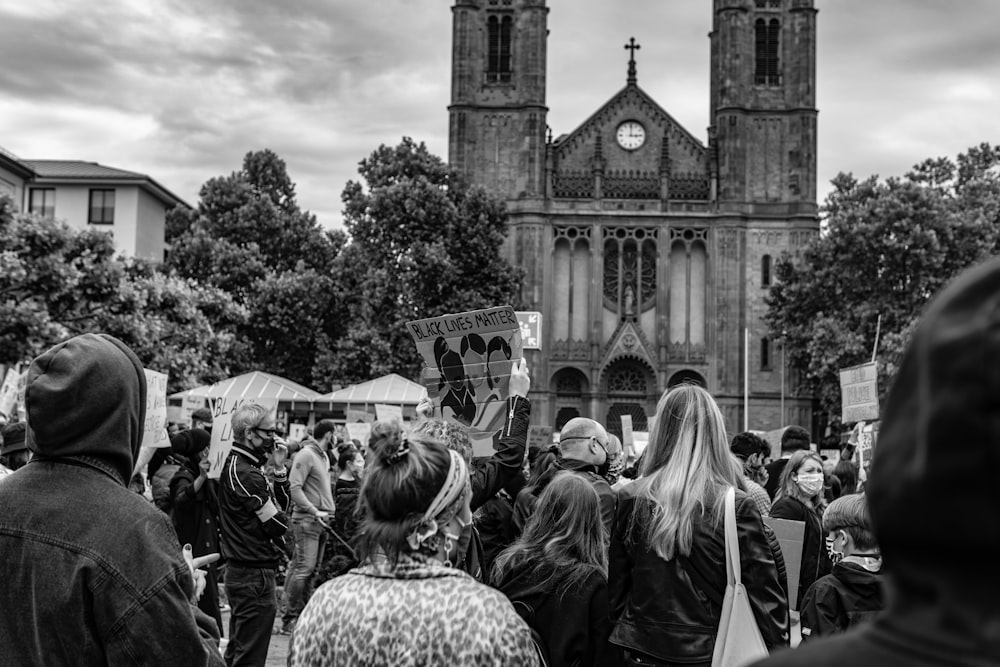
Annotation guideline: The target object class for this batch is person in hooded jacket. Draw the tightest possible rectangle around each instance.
[493,470,621,667]
[0,333,223,666]
[753,256,1000,667]
[799,493,884,641]
[170,427,224,636]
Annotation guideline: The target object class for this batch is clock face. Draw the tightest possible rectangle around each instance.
[616,121,646,150]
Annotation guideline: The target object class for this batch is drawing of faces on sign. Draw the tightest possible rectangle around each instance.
[431,333,516,437]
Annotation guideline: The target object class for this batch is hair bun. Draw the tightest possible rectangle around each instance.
[371,420,409,465]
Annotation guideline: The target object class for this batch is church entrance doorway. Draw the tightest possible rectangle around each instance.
[603,360,655,440]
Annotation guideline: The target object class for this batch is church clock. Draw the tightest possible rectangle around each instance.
[616,120,646,150]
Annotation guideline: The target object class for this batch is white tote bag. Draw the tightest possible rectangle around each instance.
[711,486,769,667]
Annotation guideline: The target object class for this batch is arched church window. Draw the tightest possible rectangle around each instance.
[761,337,772,370]
[602,228,657,317]
[762,254,772,287]
[487,16,513,83]
[754,18,781,85]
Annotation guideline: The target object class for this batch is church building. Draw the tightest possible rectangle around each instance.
[448,0,820,437]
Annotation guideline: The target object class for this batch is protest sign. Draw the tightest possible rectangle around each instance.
[141,370,170,449]
[207,397,278,479]
[346,409,374,424]
[408,305,523,457]
[288,423,308,443]
[763,517,806,610]
[839,362,879,424]
[0,367,20,418]
[345,422,372,448]
[515,311,542,350]
[621,415,635,459]
[527,426,553,451]
[375,404,403,425]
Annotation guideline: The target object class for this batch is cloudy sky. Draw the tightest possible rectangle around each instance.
[2,0,997,228]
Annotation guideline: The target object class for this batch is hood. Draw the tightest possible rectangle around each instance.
[832,561,883,602]
[25,333,146,485]
[869,258,1000,594]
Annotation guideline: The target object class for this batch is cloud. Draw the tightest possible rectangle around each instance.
[2,0,998,226]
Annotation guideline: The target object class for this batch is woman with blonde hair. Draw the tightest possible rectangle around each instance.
[771,449,832,609]
[289,421,540,666]
[609,384,788,666]
[493,471,618,667]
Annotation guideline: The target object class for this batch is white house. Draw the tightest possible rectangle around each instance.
[0,146,188,261]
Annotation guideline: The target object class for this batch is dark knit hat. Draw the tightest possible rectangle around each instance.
[780,425,811,452]
[1,422,27,455]
[191,407,213,424]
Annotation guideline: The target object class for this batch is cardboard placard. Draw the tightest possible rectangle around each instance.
[621,415,635,459]
[0,367,20,418]
[207,397,278,479]
[408,305,523,458]
[840,362,879,424]
[288,423,308,443]
[516,311,543,350]
[345,422,372,448]
[141,370,170,449]
[527,425,553,451]
[346,409,374,424]
[375,404,403,425]
[763,517,806,610]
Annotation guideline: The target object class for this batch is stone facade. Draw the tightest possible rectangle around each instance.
[448,0,820,438]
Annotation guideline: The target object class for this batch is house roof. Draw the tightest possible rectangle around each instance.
[315,373,426,406]
[0,145,34,179]
[20,159,190,209]
[169,371,321,404]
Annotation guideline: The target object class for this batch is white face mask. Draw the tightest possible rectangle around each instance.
[796,472,824,496]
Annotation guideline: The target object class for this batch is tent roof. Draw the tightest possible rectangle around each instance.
[316,373,426,405]
[170,371,320,402]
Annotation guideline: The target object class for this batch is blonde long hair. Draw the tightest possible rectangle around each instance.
[632,384,742,560]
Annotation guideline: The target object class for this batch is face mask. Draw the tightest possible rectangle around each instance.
[826,531,845,565]
[444,512,474,568]
[796,472,824,497]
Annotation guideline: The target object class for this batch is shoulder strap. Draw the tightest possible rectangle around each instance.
[724,485,740,587]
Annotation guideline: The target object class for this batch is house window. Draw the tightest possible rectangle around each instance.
[89,189,115,225]
[29,188,56,218]
[754,18,781,85]
[761,337,772,370]
[487,15,513,83]
[762,254,772,287]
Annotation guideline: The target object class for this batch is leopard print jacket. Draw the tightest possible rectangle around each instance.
[289,554,542,666]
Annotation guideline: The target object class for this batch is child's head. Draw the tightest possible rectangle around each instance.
[823,493,878,557]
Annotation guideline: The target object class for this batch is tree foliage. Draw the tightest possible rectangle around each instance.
[766,143,1000,423]
[316,137,524,384]
[0,197,245,392]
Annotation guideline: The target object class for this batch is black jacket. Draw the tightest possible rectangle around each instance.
[769,496,831,609]
[470,395,530,512]
[495,564,620,667]
[218,444,290,568]
[609,485,788,663]
[799,561,884,641]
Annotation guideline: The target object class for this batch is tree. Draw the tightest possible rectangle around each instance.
[766,143,1000,424]
[0,197,246,391]
[316,137,524,384]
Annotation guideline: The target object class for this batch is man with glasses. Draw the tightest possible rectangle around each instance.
[218,403,290,666]
[555,417,617,545]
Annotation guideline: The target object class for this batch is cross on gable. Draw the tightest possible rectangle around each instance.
[624,37,641,84]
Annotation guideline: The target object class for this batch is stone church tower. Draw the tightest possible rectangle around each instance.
[448,0,820,438]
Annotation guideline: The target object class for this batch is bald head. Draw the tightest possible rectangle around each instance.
[559,418,609,465]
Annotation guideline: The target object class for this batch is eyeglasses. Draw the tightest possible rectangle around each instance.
[254,426,278,437]
[561,435,609,453]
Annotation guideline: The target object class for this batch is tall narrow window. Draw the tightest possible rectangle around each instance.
[487,15,513,83]
[755,18,780,85]
[761,337,772,370]
[761,254,772,287]
[29,188,55,218]
[88,189,115,224]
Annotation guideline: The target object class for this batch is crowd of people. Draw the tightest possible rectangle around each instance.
[2,257,1000,666]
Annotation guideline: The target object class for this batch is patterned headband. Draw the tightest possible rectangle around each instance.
[406,449,470,552]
